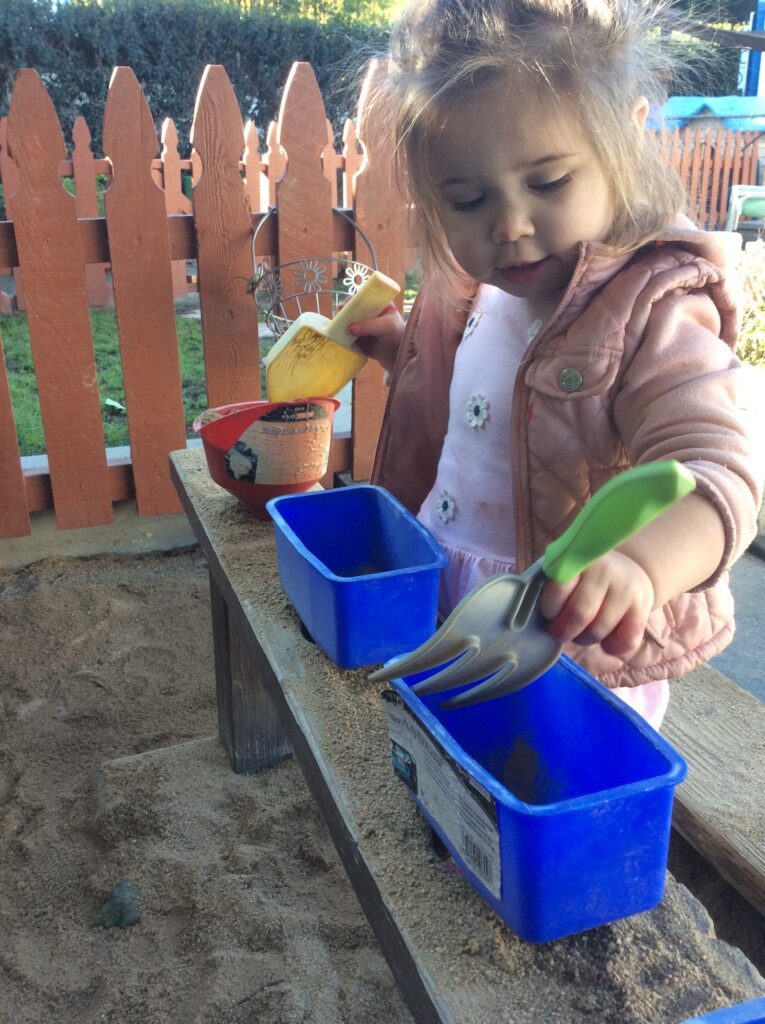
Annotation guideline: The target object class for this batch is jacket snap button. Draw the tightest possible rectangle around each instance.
[559,367,583,392]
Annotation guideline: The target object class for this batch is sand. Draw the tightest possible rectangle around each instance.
[1,543,764,1024]
[0,549,412,1024]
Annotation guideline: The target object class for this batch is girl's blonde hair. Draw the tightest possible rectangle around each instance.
[376,0,687,274]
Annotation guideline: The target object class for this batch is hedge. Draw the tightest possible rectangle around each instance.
[0,0,390,154]
[0,0,742,158]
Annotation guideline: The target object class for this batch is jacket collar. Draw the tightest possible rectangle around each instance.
[453,222,742,345]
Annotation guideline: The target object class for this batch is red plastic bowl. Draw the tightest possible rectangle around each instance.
[193,397,340,519]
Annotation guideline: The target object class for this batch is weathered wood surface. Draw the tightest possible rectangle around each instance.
[0,205,360,275]
[103,67,186,517]
[209,571,293,774]
[159,117,192,299]
[169,445,765,1024]
[71,116,111,308]
[191,65,262,407]
[664,664,765,917]
[276,63,334,322]
[7,69,112,530]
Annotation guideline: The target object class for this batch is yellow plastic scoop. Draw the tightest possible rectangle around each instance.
[264,270,400,402]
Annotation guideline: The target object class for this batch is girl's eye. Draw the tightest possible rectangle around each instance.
[531,174,572,194]
[449,195,485,212]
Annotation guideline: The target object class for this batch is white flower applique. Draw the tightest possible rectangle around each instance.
[462,310,484,341]
[436,490,456,523]
[466,394,489,428]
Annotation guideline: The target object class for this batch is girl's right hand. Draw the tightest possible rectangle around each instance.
[347,302,405,374]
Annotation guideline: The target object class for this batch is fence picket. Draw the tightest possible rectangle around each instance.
[352,60,408,481]
[243,119,266,214]
[692,126,708,225]
[160,118,191,299]
[7,68,112,529]
[719,130,736,227]
[264,120,286,209]
[0,332,30,536]
[72,116,112,307]
[342,118,361,209]
[103,66,187,516]
[191,65,262,407]
[0,117,26,312]
[323,118,341,208]
[709,128,724,231]
[741,132,757,193]
[730,130,746,212]
[276,63,334,321]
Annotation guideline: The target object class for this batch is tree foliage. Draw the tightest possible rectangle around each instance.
[0,0,749,159]
[0,0,392,154]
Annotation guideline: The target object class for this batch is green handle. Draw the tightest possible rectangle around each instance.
[542,461,696,584]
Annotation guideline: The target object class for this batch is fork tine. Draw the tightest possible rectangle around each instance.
[368,637,476,684]
[441,646,560,709]
[411,650,516,696]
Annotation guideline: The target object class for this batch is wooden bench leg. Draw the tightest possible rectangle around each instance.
[209,571,292,774]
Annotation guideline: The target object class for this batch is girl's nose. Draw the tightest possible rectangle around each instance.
[491,207,533,244]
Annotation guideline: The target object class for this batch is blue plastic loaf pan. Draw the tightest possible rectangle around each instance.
[382,655,688,943]
[266,485,446,668]
[681,998,765,1023]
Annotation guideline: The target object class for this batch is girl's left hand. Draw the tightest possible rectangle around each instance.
[538,550,655,660]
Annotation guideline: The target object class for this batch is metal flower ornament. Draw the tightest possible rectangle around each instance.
[342,262,371,295]
[296,259,327,294]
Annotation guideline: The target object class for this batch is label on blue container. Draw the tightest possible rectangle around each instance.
[383,691,501,899]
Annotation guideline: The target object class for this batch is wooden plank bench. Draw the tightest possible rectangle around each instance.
[169,447,765,1024]
[664,664,765,917]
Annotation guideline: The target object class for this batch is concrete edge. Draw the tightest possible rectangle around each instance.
[0,501,197,571]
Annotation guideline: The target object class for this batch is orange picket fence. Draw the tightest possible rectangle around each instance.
[658,125,762,229]
[0,61,761,542]
[0,62,407,539]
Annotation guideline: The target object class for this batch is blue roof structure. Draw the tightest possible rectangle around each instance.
[649,96,765,131]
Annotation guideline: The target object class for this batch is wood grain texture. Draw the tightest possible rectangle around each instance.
[160,117,192,300]
[191,65,262,407]
[243,119,266,215]
[275,63,334,320]
[664,664,765,917]
[71,116,111,307]
[209,570,293,774]
[6,69,112,529]
[103,67,187,517]
[0,116,26,311]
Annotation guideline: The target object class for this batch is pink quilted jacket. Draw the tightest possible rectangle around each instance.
[370,227,763,688]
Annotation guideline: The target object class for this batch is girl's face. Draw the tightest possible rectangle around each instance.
[429,80,615,307]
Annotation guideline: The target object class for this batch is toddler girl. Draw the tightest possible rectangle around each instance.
[349,0,763,728]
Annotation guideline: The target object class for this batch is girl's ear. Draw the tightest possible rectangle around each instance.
[632,95,649,135]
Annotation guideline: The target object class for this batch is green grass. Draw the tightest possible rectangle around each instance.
[1,309,216,456]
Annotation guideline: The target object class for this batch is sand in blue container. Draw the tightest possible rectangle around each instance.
[382,654,688,943]
[267,485,446,668]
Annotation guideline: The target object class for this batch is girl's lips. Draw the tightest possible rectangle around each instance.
[496,256,553,285]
